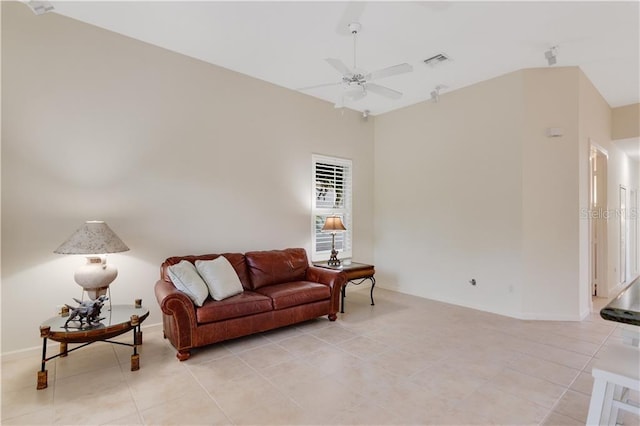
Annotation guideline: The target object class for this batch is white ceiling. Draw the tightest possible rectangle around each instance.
[48,1,639,117]
[35,1,640,159]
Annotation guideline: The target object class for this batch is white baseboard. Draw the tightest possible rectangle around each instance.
[377,284,584,322]
[516,312,585,321]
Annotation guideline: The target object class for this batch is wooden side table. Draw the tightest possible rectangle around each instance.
[37,302,149,390]
[313,262,375,313]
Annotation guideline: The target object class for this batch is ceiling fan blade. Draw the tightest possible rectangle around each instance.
[297,82,341,91]
[325,58,353,77]
[366,83,402,100]
[335,2,367,36]
[366,63,413,81]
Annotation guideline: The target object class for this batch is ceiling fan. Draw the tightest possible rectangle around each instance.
[299,22,413,108]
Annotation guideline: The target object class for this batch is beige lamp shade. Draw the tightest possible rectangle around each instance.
[54,221,129,254]
[55,221,129,300]
[321,216,346,232]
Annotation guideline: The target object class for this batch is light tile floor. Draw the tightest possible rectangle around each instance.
[1,288,639,425]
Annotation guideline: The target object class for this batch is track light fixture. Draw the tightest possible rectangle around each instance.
[430,85,447,103]
[545,46,558,66]
[25,0,54,15]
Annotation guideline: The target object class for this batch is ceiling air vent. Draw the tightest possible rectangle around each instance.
[423,53,450,66]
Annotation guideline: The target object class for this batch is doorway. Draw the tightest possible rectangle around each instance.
[589,146,607,298]
[630,189,638,278]
[620,185,627,285]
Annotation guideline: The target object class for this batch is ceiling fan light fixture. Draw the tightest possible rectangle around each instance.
[345,88,360,96]
[344,87,364,100]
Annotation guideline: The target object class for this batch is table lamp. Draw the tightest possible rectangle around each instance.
[54,221,129,300]
[321,215,346,266]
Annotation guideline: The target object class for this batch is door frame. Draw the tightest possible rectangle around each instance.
[620,184,627,285]
[589,143,608,303]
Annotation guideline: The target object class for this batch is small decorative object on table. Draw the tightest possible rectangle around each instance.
[63,295,108,329]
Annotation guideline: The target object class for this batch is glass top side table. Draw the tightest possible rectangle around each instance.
[37,302,149,390]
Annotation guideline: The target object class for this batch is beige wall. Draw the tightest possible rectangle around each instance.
[521,67,581,319]
[375,66,639,320]
[3,1,639,353]
[374,71,525,318]
[1,2,375,352]
[612,103,640,140]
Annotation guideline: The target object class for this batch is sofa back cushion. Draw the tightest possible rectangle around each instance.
[161,253,252,290]
[245,248,308,290]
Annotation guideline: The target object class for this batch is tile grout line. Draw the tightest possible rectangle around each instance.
[537,319,620,425]
[109,344,145,426]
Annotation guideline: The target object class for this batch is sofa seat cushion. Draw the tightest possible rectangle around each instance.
[196,291,272,324]
[255,281,330,310]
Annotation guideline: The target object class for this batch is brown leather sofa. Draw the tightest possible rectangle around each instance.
[154,248,346,360]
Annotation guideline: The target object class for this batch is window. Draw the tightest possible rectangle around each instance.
[312,154,352,261]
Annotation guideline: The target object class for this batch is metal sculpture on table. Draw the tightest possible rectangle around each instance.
[63,295,108,329]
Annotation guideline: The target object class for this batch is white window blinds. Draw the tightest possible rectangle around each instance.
[312,154,353,261]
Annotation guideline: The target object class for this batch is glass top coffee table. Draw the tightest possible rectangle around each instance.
[37,302,149,390]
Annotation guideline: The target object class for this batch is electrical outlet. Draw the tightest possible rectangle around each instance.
[469,278,477,286]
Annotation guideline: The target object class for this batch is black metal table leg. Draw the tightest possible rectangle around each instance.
[370,276,376,306]
[341,276,376,313]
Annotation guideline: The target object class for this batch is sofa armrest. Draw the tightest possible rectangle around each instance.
[154,279,197,358]
[306,266,346,317]
[155,279,195,315]
[306,266,346,290]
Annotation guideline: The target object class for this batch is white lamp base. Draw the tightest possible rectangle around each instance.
[74,256,118,300]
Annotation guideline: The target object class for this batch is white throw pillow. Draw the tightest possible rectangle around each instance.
[167,260,209,307]
[196,256,244,301]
